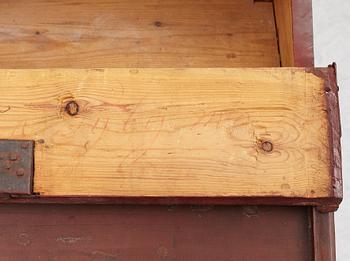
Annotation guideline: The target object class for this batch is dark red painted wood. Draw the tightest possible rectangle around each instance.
[0,205,312,261]
[312,209,336,261]
[0,195,341,212]
[292,0,314,67]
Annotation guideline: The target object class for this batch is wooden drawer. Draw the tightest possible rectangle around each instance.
[0,0,341,260]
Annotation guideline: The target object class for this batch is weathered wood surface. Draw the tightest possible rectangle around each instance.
[0,68,337,199]
[0,0,279,68]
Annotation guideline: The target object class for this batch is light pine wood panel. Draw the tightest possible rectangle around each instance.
[273,0,294,66]
[0,68,332,197]
[0,0,279,68]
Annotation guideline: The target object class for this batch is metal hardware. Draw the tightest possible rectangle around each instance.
[0,140,34,195]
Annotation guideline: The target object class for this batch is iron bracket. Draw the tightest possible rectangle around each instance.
[0,140,34,195]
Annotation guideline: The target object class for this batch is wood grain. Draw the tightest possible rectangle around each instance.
[273,0,294,66]
[0,0,280,68]
[0,68,334,198]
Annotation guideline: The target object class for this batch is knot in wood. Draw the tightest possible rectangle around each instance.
[154,21,162,27]
[261,140,273,152]
[65,101,79,116]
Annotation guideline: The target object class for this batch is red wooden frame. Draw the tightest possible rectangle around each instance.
[292,0,314,67]
[291,1,338,260]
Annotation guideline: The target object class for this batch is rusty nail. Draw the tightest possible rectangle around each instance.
[9,153,18,161]
[65,101,79,116]
[16,168,25,177]
[4,160,11,169]
[21,142,29,149]
[261,141,273,152]
[243,206,259,217]
[37,139,45,144]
